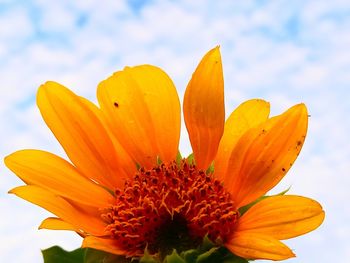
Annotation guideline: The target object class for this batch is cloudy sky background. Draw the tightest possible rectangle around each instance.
[1,0,349,262]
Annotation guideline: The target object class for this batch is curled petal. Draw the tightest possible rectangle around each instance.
[79,97,136,179]
[226,232,295,260]
[39,217,78,232]
[5,150,112,208]
[236,195,325,239]
[224,104,308,207]
[9,185,105,236]
[215,99,270,181]
[98,65,181,168]
[184,47,225,169]
[37,82,125,189]
[82,236,127,255]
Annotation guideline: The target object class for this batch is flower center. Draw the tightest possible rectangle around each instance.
[101,160,239,256]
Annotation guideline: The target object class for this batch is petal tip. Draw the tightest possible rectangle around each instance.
[37,81,68,101]
[289,250,297,259]
[319,210,326,225]
[3,154,11,167]
[294,103,308,114]
[206,46,222,63]
[8,187,17,195]
[38,81,57,93]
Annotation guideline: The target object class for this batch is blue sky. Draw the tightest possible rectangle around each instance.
[1,0,349,262]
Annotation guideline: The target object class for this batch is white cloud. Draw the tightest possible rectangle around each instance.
[1,0,349,262]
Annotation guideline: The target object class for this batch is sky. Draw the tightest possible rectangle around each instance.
[0,0,349,262]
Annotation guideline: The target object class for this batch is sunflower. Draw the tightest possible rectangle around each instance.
[5,47,324,261]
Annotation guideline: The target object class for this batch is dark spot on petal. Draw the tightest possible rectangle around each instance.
[114,102,119,107]
[282,167,286,172]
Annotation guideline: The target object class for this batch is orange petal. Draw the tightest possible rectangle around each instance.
[215,99,270,181]
[226,232,295,260]
[5,150,112,208]
[236,195,325,240]
[39,217,78,232]
[79,97,136,178]
[9,185,105,236]
[37,81,124,189]
[224,104,308,207]
[183,47,225,169]
[82,236,126,256]
[97,65,181,168]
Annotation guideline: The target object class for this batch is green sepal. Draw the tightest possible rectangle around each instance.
[181,249,199,263]
[192,245,248,263]
[140,248,159,263]
[186,153,195,165]
[205,162,214,175]
[277,186,291,196]
[195,247,219,262]
[42,246,84,263]
[164,250,186,263]
[176,151,182,166]
[215,247,249,263]
[179,236,248,263]
[199,235,215,251]
[239,187,291,215]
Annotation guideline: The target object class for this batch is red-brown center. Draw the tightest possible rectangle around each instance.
[101,160,239,256]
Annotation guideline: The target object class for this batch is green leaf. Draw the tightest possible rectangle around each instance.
[84,248,129,263]
[42,245,249,263]
[164,250,186,263]
[42,246,84,263]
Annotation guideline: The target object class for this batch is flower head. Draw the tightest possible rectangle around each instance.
[5,47,324,261]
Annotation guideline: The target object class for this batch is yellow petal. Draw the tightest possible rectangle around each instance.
[215,99,270,181]
[98,65,181,168]
[37,81,124,189]
[224,104,308,207]
[82,236,126,256]
[236,195,325,239]
[39,217,78,232]
[183,47,225,169]
[9,185,105,236]
[5,150,112,208]
[226,232,295,260]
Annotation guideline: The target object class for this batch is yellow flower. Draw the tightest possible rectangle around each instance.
[5,47,324,261]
